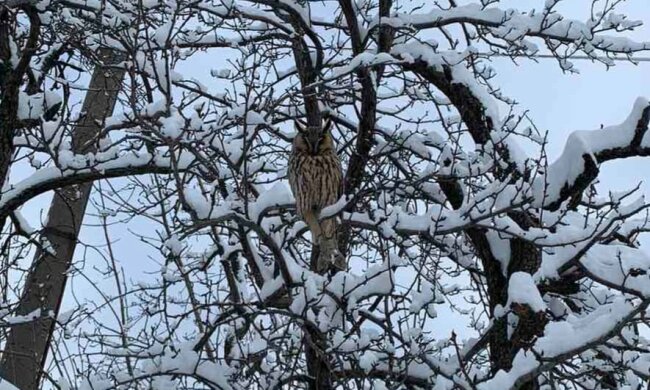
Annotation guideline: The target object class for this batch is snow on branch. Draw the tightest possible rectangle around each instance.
[534,97,650,211]
[4,1,650,389]
[375,3,650,57]
[393,42,530,174]
[0,151,190,220]
[483,297,647,389]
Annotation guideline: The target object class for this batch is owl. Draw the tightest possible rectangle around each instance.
[288,119,345,273]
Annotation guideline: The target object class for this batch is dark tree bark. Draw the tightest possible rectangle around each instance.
[0,7,40,231]
[337,0,393,257]
[417,63,545,389]
[0,50,125,389]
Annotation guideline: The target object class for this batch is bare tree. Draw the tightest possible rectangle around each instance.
[1,1,650,390]
[0,49,125,389]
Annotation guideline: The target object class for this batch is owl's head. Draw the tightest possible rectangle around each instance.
[293,119,335,155]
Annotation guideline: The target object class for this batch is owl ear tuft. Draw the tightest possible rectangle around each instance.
[294,120,307,134]
[323,118,333,134]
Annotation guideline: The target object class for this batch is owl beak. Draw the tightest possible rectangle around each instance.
[307,133,320,154]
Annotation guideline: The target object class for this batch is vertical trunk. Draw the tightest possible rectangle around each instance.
[286,15,332,390]
[304,324,332,390]
[504,212,545,390]
[440,181,544,389]
[482,211,544,389]
[0,50,125,389]
[337,0,393,258]
[0,8,23,233]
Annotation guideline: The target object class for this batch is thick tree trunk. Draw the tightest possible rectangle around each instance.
[0,8,26,233]
[304,324,333,390]
[285,14,334,390]
[440,181,544,389]
[0,50,125,389]
[486,212,545,390]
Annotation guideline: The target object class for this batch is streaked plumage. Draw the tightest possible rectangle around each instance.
[288,119,345,273]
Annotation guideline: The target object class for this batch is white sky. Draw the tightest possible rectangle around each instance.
[493,0,650,189]
[11,0,650,356]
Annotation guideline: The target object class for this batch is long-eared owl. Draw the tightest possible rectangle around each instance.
[288,119,345,273]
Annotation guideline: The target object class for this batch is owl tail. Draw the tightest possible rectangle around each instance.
[303,210,346,273]
[317,219,346,273]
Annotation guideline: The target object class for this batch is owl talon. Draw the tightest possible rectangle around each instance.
[330,250,346,272]
[316,238,346,273]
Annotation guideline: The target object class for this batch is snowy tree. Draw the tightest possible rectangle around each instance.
[0,0,650,389]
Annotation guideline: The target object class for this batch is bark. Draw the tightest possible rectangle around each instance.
[0,50,125,389]
[0,8,40,232]
[431,77,545,387]
[304,324,333,390]
[284,13,331,389]
[505,213,545,390]
[440,181,543,389]
[337,0,393,257]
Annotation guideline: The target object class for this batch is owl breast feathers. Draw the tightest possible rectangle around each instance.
[288,119,344,273]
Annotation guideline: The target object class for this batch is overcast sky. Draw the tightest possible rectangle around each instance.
[14,0,650,347]
[494,0,650,192]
